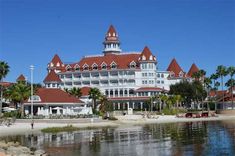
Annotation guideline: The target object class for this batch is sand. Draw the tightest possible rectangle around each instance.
[0,115,235,137]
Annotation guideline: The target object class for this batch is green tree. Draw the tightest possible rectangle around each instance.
[5,82,31,117]
[68,87,82,98]
[225,78,235,109]
[216,65,228,109]
[89,88,101,109]
[99,95,113,114]
[227,66,235,109]
[0,61,10,116]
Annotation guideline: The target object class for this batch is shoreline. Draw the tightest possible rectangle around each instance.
[0,115,235,137]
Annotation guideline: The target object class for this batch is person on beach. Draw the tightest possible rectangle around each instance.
[31,120,34,129]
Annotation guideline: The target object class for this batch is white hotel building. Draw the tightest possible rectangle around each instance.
[43,25,199,110]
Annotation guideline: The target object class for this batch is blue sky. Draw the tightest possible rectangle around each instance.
[0,0,235,83]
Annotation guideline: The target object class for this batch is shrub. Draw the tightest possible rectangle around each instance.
[3,110,21,118]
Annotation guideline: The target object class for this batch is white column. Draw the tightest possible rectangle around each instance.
[132,102,135,109]
[118,89,120,97]
[127,88,129,97]
[127,102,129,109]
[108,89,110,97]
[118,102,120,110]
[140,102,143,110]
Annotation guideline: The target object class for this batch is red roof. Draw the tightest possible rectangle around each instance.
[69,53,140,71]
[80,87,91,96]
[105,25,119,42]
[43,70,61,83]
[108,97,149,101]
[51,54,63,65]
[167,58,185,77]
[187,63,199,77]
[16,74,26,81]
[135,87,166,92]
[139,46,156,61]
[25,88,83,104]
[209,90,226,97]
[0,82,13,87]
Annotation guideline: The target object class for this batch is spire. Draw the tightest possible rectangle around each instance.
[139,46,156,62]
[187,63,199,77]
[167,58,185,77]
[103,25,121,55]
[16,74,26,82]
[47,54,64,73]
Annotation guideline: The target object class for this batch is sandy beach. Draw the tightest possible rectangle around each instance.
[0,115,235,137]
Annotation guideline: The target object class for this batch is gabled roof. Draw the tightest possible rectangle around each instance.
[51,54,63,65]
[139,46,156,62]
[43,70,61,83]
[25,88,84,103]
[167,58,185,77]
[16,74,26,82]
[0,82,13,87]
[187,63,199,77]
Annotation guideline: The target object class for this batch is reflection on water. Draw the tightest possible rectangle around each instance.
[1,120,235,156]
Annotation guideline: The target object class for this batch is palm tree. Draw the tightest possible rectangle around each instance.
[225,78,235,109]
[175,95,182,108]
[89,88,101,110]
[159,94,168,112]
[227,66,235,109]
[68,87,82,98]
[5,83,31,117]
[216,65,228,109]
[0,61,10,116]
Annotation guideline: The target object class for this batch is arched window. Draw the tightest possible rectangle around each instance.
[92,63,98,70]
[129,61,136,69]
[101,62,107,70]
[74,64,80,71]
[83,64,89,71]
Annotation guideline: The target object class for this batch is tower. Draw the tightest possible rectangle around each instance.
[103,25,121,55]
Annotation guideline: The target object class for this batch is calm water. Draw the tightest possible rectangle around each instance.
[1,120,235,156]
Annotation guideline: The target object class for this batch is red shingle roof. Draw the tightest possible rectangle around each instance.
[70,53,140,71]
[43,70,61,83]
[51,54,63,65]
[26,88,83,103]
[187,63,199,77]
[16,74,26,81]
[167,58,185,77]
[139,46,156,62]
[0,82,13,87]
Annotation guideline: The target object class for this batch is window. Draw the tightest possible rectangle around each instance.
[161,74,164,78]
[83,64,89,71]
[179,71,184,77]
[29,95,41,102]
[170,72,175,77]
[129,61,136,69]
[161,81,164,84]
[66,65,72,71]
[92,63,98,70]
[142,80,145,84]
[111,62,117,69]
[157,73,160,78]
[157,80,160,84]
[74,64,80,71]
[52,84,56,87]
[56,62,60,67]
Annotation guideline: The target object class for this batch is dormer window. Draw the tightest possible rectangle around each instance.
[92,63,98,70]
[56,62,60,67]
[28,95,41,102]
[101,62,107,70]
[83,64,89,71]
[129,61,136,69]
[66,65,72,71]
[170,72,175,78]
[74,64,80,71]
[50,63,54,67]
[110,62,117,69]
[113,33,115,36]
[149,55,153,60]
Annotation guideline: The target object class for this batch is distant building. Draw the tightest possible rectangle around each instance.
[43,25,199,110]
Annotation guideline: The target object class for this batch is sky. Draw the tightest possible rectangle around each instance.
[0,0,235,84]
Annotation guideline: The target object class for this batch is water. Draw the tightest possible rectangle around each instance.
[1,120,235,156]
